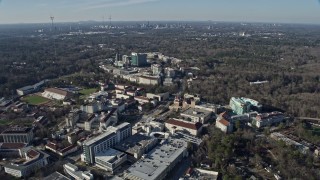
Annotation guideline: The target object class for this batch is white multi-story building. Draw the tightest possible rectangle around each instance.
[82,123,131,164]
[84,114,99,131]
[4,148,50,178]
[151,64,162,76]
[138,75,160,85]
[65,109,81,127]
[146,92,169,101]
[133,120,164,135]
[80,101,109,114]
[195,103,219,113]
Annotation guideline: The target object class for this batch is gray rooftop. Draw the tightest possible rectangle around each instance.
[17,85,34,91]
[116,122,131,132]
[64,163,93,180]
[195,103,219,109]
[84,122,130,146]
[114,133,157,156]
[95,148,126,164]
[84,131,116,146]
[181,107,212,118]
[4,149,50,171]
[44,172,71,180]
[125,138,187,180]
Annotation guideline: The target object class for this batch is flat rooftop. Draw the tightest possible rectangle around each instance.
[64,163,92,180]
[115,122,131,132]
[231,97,261,107]
[95,148,126,164]
[125,138,187,180]
[114,133,156,156]
[166,119,202,130]
[84,122,130,146]
[181,107,212,118]
[2,127,32,134]
[83,131,116,146]
[0,142,27,149]
[44,172,71,180]
[196,103,220,109]
[4,148,50,170]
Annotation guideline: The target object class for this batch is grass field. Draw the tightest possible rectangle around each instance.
[23,95,50,105]
[79,88,98,96]
[0,119,11,125]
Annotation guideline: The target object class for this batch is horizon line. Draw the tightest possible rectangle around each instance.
[0,20,320,26]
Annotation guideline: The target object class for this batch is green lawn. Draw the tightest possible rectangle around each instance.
[0,119,11,125]
[23,95,50,105]
[79,88,98,96]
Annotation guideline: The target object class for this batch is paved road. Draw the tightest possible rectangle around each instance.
[296,117,320,121]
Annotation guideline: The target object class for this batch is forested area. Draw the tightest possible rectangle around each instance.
[0,22,320,117]
[189,127,320,179]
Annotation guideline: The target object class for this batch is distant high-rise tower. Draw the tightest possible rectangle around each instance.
[115,50,122,61]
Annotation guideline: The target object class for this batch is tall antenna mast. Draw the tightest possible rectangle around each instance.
[109,15,112,28]
[50,16,54,32]
[50,16,57,58]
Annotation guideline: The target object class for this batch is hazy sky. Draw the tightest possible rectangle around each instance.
[0,0,319,24]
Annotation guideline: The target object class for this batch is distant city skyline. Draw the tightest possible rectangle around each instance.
[0,0,319,24]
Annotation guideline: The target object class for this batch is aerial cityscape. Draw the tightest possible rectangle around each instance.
[0,1,320,180]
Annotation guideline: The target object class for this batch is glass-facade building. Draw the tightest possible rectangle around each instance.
[131,53,147,67]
